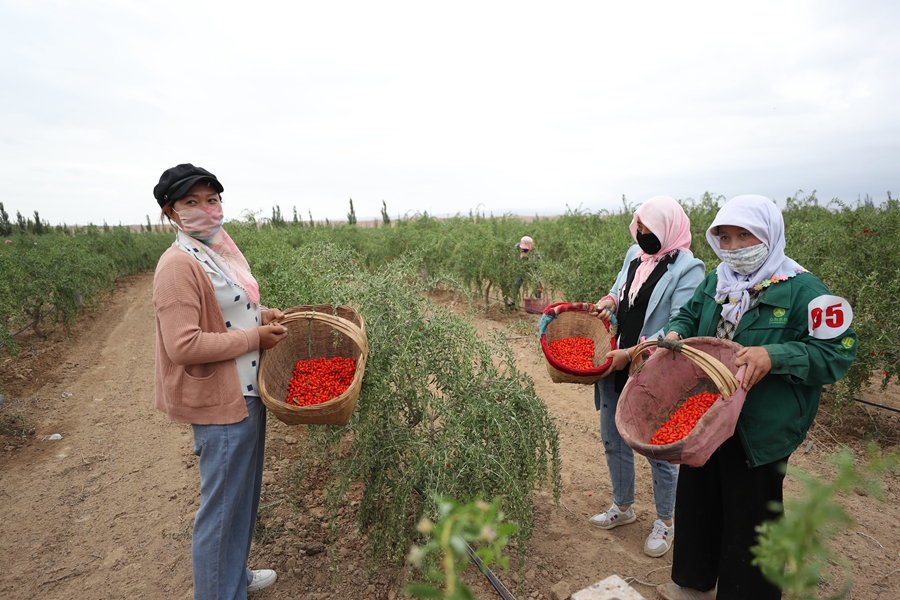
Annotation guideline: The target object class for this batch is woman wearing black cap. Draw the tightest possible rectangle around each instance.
[152,164,287,598]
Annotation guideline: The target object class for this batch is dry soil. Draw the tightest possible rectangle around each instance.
[2,272,900,600]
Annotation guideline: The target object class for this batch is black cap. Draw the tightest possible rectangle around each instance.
[153,163,224,207]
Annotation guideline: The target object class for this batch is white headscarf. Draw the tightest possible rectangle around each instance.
[706,195,803,325]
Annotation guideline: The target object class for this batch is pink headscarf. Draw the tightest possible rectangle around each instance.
[626,196,693,306]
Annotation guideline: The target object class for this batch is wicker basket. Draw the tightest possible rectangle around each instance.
[616,337,747,467]
[258,305,367,426]
[283,304,366,336]
[538,302,617,385]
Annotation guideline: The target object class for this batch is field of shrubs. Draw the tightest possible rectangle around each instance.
[2,191,898,579]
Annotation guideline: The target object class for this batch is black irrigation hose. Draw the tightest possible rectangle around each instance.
[818,386,900,414]
[851,396,900,414]
[463,541,517,600]
[0,314,52,349]
[413,486,517,600]
[0,294,85,349]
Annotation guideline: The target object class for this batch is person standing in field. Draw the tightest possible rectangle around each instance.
[590,196,705,557]
[658,195,857,600]
[152,163,288,599]
[512,235,543,305]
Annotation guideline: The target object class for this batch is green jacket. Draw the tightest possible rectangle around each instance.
[665,271,857,467]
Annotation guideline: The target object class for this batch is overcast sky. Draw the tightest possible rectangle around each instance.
[1,1,898,227]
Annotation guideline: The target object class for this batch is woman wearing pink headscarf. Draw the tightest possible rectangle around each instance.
[589,196,705,558]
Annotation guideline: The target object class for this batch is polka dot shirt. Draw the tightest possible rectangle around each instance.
[177,238,262,397]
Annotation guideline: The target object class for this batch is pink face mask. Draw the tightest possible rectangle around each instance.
[175,205,224,241]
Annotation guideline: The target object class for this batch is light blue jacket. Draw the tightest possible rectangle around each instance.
[606,245,705,343]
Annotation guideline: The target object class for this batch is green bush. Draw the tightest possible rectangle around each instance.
[234,235,561,568]
[0,228,171,354]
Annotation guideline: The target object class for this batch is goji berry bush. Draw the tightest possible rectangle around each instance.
[0,226,172,356]
[232,234,561,569]
[233,191,898,413]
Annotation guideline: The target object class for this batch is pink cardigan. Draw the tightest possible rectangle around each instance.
[153,245,262,424]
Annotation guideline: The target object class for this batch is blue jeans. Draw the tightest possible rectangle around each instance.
[594,376,677,520]
[191,396,266,600]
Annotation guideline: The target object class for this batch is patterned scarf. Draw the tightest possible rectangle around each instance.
[174,206,260,304]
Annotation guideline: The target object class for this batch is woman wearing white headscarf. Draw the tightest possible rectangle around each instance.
[590,196,705,558]
[659,195,857,600]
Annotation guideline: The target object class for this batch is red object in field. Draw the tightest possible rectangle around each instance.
[617,337,748,467]
[286,356,357,407]
[649,391,721,445]
[539,302,616,384]
[547,337,595,370]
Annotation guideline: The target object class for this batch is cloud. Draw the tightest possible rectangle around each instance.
[1,1,898,226]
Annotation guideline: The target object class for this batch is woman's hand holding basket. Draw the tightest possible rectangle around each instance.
[257,308,289,349]
[591,298,617,322]
[261,308,285,325]
[258,322,288,349]
[733,346,772,391]
[598,347,633,377]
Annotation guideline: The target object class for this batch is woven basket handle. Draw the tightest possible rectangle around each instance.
[543,301,618,324]
[543,301,595,317]
[628,337,739,398]
[538,301,619,337]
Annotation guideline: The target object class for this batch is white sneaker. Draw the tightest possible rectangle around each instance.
[589,503,636,530]
[644,519,674,557]
[248,569,277,592]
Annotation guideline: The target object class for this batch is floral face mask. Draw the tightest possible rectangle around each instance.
[174,205,224,242]
[720,242,769,275]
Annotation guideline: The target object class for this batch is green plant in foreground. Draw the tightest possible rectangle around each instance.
[752,447,900,600]
[404,495,517,600]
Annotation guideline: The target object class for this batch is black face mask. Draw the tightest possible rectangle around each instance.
[636,231,662,255]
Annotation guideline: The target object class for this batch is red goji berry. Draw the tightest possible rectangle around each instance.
[549,336,595,370]
[649,391,721,445]
[285,356,356,407]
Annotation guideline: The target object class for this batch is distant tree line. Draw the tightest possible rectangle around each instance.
[0,204,50,236]
[1,198,399,237]
[243,199,395,229]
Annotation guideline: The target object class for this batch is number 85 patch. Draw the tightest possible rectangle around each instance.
[808,295,853,339]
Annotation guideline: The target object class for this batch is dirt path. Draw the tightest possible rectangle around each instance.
[1,272,899,600]
[1,273,197,599]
